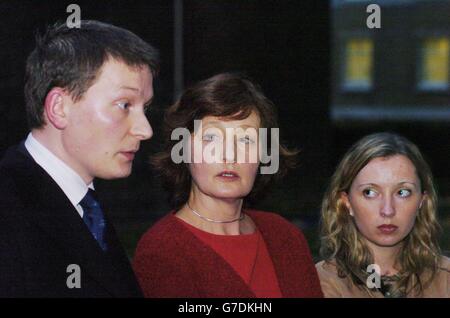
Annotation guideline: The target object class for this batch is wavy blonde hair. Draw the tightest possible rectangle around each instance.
[320,132,441,297]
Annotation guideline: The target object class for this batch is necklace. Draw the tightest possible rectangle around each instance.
[186,202,245,224]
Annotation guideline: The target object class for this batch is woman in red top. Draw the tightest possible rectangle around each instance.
[133,73,323,298]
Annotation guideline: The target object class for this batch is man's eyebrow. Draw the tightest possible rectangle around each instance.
[118,87,153,105]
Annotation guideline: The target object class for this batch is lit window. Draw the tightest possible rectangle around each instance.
[343,38,373,91]
[418,37,449,91]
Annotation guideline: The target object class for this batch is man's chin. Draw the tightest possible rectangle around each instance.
[98,166,133,180]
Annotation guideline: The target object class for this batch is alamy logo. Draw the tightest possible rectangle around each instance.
[66,264,81,289]
[366,4,381,29]
[170,120,280,174]
[366,264,381,289]
[66,4,81,29]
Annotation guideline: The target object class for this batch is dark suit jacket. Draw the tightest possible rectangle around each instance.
[0,143,142,297]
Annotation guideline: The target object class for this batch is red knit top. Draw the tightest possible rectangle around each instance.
[178,218,282,298]
[133,210,324,298]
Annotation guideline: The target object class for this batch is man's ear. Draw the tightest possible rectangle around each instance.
[340,191,354,216]
[44,87,69,130]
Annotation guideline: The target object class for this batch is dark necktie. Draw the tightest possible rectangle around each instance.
[79,189,108,251]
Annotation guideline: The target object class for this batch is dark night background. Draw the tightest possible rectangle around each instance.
[0,0,448,259]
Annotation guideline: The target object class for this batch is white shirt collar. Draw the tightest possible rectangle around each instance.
[24,132,94,214]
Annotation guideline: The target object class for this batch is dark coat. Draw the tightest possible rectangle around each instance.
[0,143,142,297]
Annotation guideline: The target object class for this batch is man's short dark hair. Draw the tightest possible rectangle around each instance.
[24,20,160,129]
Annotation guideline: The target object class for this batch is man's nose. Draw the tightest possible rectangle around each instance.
[131,111,153,140]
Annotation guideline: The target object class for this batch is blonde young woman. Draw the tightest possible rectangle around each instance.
[316,132,450,298]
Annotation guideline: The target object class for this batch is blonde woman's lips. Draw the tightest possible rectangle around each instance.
[377,224,398,234]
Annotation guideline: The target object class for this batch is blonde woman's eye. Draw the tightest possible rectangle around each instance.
[363,189,377,198]
[117,102,130,110]
[398,189,412,197]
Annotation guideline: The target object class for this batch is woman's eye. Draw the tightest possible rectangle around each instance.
[398,189,412,198]
[202,134,217,142]
[117,101,130,110]
[239,136,255,144]
[363,189,377,198]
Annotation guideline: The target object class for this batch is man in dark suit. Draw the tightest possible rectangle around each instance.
[0,20,159,297]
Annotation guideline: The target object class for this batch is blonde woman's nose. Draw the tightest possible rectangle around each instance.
[380,196,396,218]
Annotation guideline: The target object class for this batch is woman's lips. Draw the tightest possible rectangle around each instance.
[377,224,398,234]
[216,171,240,181]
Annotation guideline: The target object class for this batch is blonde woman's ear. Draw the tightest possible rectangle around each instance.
[340,191,354,216]
[419,191,428,210]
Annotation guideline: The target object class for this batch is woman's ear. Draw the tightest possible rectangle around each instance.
[340,191,354,216]
[43,87,69,130]
[419,191,428,210]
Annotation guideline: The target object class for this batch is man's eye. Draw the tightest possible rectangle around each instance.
[117,102,130,110]
[363,189,377,198]
[398,189,412,198]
